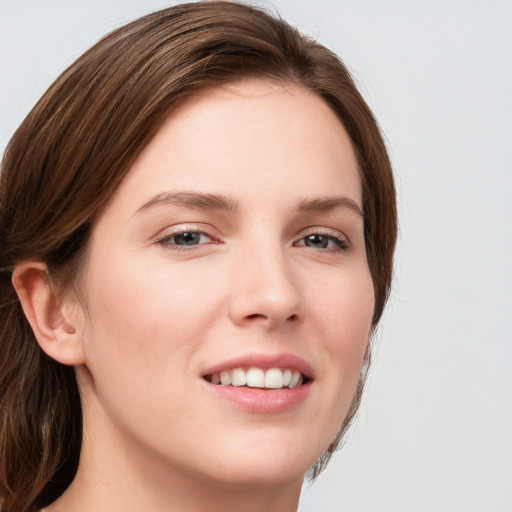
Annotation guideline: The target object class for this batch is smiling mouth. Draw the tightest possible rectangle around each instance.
[203,367,311,389]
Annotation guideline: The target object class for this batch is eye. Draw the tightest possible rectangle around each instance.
[295,233,350,252]
[156,229,214,250]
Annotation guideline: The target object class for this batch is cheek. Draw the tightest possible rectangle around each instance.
[76,253,223,440]
[312,264,374,344]
[308,265,374,397]
[79,250,225,385]
[87,252,213,327]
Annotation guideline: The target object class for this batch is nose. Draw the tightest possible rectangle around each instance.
[228,243,305,329]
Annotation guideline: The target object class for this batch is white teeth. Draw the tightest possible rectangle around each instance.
[220,370,231,386]
[246,367,265,387]
[289,370,301,388]
[209,367,306,389]
[231,368,247,387]
[265,368,284,389]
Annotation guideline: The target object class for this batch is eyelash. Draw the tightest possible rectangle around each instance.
[155,226,217,252]
[294,230,351,253]
[155,226,351,253]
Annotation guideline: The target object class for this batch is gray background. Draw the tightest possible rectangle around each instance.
[1,1,511,511]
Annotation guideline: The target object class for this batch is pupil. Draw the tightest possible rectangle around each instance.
[306,235,328,248]
[176,232,200,245]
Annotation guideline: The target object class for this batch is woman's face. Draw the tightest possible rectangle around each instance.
[74,80,374,487]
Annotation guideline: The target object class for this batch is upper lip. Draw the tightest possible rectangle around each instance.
[201,353,315,380]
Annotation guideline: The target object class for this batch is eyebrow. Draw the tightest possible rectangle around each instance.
[296,196,364,218]
[135,191,364,218]
[135,191,239,214]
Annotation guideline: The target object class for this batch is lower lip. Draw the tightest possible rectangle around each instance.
[202,380,312,413]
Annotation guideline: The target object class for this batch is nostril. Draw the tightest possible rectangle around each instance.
[246,313,267,320]
[244,312,299,323]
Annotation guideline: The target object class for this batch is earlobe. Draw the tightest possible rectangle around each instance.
[12,261,86,366]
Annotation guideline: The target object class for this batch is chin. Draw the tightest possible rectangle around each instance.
[191,430,324,488]
[204,460,308,490]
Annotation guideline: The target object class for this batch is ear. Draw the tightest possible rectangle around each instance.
[12,261,86,366]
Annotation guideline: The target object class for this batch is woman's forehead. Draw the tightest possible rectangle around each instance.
[108,80,362,216]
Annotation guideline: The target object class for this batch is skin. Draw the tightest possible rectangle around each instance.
[15,80,374,512]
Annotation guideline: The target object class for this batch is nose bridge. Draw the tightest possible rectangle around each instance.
[229,236,304,327]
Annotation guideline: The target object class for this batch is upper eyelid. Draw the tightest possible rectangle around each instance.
[155,223,218,238]
[296,226,349,240]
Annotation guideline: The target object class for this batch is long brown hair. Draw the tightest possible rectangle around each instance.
[0,2,397,510]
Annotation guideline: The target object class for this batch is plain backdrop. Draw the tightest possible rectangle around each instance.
[1,1,511,511]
